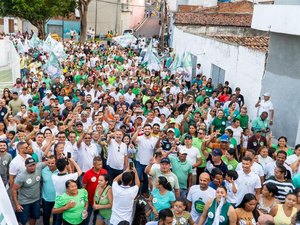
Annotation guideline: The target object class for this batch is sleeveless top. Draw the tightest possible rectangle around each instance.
[273,204,297,225]
[94,185,112,219]
[7,123,17,132]
[257,198,276,214]
[206,199,231,225]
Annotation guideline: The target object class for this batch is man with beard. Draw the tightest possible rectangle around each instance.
[132,124,158,196]
[106,130,128,184]
[0,140,12,186]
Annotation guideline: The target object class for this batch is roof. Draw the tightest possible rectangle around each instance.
[175,1,254,27]
[210,36,270,52]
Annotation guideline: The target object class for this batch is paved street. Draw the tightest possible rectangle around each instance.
[134,3,161,38]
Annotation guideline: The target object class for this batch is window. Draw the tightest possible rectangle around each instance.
[211,64,225,85]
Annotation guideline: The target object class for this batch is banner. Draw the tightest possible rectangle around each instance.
[142,41,162,71]
[113,34,137,48]
[17,39,24,54]
[169,53,181,72]
[52,42,68,60]
[43,52,61,78]
[29,33,43,49]
[0,177,18,225]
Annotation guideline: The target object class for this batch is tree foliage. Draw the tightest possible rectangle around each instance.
[0,0,76,39]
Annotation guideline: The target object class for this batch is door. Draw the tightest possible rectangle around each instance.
[211,64,225,86]
[8,19,14,33]
[191,54,197,77]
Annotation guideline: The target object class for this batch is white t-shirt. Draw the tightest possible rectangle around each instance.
[124,93,136,105]
[224,180,238,204]
[236,171,261,206]
[258,100,274,116]
[264,161,293,179]
[286,154,300,175]
[77,142,98,172]
[226,126,243,145]
[107,139,128,170]
[51,173,79,196]
[187,185,216,223]
[236,162,264,177]
[136,136,158,165]
[110,182,139,225]
[258,155,274,169]
[9,154,30,176]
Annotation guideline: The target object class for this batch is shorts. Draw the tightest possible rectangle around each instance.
[97,214,110,224]
[16,200,40,225]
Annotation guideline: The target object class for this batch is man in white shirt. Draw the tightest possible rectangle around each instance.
[255,92,274,125]
[236,156,261,206]
[226,118,243,146]
[106,130,128,184]
[124,87,136,106]
[19,88,32,108]
[77,133,98,175]
[236,149,264,184]
[286,144,300,175]
[264,150,292,179]
[187,172,216,224]
[110,168,140,225]
[132,124,158,196]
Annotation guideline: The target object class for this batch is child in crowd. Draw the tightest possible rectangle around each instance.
[172,198,195,225]
[224,170,238,205]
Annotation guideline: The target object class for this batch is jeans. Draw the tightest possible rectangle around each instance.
[135,160,148,194]
[107,166,123,185]
[16,200,40,225]
[180,189,187,199]
[86,203,98,225]
[42,199,58,225]
[54,213,62,225]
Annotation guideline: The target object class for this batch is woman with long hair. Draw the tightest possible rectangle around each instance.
[93,175,112,225]
[264,163,294,203]
[198,186,236,225]
[273,192,298,225]
[235,193,260,225]
[148,176,175,220]
[257,183,279,216]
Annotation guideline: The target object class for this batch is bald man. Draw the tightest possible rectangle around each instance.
[258,214,274,225]
[187,172,216,224]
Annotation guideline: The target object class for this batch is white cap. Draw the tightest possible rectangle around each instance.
[179,148,188,154]
[64,96,70,101]
[263,92,271,97]
[167,128,175,133]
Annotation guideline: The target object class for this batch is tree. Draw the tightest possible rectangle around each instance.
[0,0,76,39]
[78,0,92,43]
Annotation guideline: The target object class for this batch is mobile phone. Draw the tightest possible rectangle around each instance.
[67,152,72,159]
[129,162,134,169]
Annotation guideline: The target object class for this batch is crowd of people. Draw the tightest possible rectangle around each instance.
[0,32,300,225]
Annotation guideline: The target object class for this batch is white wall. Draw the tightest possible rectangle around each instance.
[252,5,300,36]
[172,26,266,121]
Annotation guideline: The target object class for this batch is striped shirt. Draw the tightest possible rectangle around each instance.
[264,176,295,203]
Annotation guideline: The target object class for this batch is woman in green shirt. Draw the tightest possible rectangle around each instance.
[272,136,294,156]
[53,180,88,225]
[93,175,112,225]
[198,186,237,225]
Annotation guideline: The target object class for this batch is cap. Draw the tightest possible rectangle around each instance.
[80,92,85,97]
[212,148,222,156]
[254,127,262,132]
[167,128,175,133]
[179,148,188,154]
[134,109,144,113]
[28,99,33,103]
[45,90,52,94]
[25,157,36,165]
[160,157,170,164]
[220,134,229,142]
[263,92,271,97]
[135,115,143,120]
[185,134,193,140]
[169,118,176,124]
[94,100,100,104]
[64,96,70,101]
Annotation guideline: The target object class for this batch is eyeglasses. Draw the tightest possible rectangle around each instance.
[84,137,92,139]
[199,133,205,135]
[58,136,66,138]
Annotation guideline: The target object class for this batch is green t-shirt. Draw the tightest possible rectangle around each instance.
[272,144,294,156]
[132,88,140,95]
[212,117,227,134]
[196,95,207,104]
[54,189,88,225]
[169,156,193,189]
[192,138,211,168]
[235,114,249,129]
[221,156,238,170]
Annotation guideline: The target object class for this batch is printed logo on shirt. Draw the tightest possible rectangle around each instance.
[36,176,41,182]
[222,121,225,125]
[194,198,205,213]
[228,165,233,170]
[179,217,186,224]
[220,216,225,223]
[2,160,8,166]
[152,198,157,203]
[26,178,32,184]
[208,212,214,219]
[1,112,4,116]
[91,176,97,182]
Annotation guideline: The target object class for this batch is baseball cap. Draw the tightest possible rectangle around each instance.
[169,118,176,124]
[28,99,33,103]
[76,121,83,126]
[179,148,188,154]
[160,157,171,164]
[212,148,222,156]
[25,157,36,165]
[64,96,70,101]
[185,134,193,140]
[220,134,229,142]
[263,92,271,97]
[167,128,175,133]
[254,127,262,133]
[45,90,52,94]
